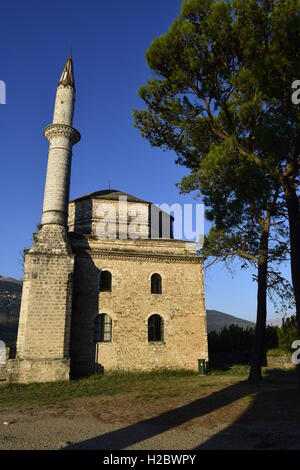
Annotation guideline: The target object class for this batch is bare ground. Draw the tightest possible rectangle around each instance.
[0,367,299,450]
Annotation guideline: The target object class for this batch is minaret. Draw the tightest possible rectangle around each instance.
[13,56,80,383]
[42,55,80,226]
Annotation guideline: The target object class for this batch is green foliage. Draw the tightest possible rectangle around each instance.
[134,0,300,173]
[277,315,299,351]
[267,348,288,357]
[0,279,22,325]
[134,0,300,377]
[208,324,254,354]
[266,324,280,351]
[133,0,297,311]
[208,319,299,357]
[208,324,278,355]
[0,297,20,322]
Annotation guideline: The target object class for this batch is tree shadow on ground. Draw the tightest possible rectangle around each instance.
[63,368,299,450]
[197,368,299,450]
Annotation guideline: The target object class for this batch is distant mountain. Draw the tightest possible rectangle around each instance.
[0,276,22,345]
[0,276,22,326]
[206,309,255,333]
[267,317,283,327]
[0,276,22,285]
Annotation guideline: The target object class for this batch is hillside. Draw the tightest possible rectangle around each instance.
[206,309,255,333]
[0,276,22,326]
[0,276,21,345]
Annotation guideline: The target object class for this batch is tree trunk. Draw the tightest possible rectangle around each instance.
[285,185,300,385]
[285,187,300,328]
[248,230,269,381]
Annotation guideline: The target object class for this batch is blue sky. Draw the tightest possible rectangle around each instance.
[0,0,291,321]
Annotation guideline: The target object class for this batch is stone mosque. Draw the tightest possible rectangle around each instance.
[2,56,208,383]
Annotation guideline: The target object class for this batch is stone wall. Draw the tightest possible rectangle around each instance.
[14,225,74,382]
[0,358,70,384]
[68,196,173,240]
[70,235,208,376]
[267,354,294,369]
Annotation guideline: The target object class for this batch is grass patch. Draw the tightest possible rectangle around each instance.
[208,364,250,377]
[267,349,289,357]
[0,365,254,409]
[0,365,297,411]
[0,369,197,408]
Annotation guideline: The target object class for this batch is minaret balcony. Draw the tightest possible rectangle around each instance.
[43,123,81,145]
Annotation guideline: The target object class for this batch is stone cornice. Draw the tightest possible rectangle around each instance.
[44,124,81,145]
[69,232,202,263]
[72,248,201,264]
[70,231,197,249]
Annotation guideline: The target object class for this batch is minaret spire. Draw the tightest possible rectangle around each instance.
[58,54,75,89]
[41,55,81,226]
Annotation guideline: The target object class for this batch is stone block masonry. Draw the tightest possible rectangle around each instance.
[2,358,70,384]
[70,235,208,377]
[5,225,75,383]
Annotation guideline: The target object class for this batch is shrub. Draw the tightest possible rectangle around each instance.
[277,316,299,352]
[208,324,278,356]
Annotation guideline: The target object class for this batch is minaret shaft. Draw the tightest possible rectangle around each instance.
[53,85,74,126]
[41,56,80,226]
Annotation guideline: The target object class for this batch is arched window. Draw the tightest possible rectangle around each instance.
[94,314,112,342]
[148,314,164,342]
[151,273,162,294]
[99,270,112,292]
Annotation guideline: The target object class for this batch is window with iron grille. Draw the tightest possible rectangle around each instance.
[94,314,112,342]
[151,273,162,294]
[99,270,112,292]
[148,314,164,342]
